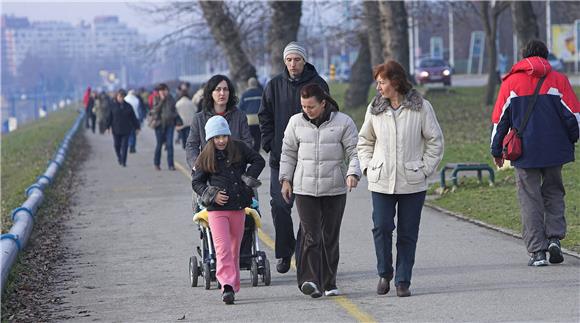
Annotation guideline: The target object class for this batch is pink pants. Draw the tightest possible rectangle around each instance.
[208,210,246,292]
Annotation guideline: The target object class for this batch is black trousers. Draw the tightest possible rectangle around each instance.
[113,134,130,166]
[269,167,295,259]
[294,194,346,291]
[249,125,261,152]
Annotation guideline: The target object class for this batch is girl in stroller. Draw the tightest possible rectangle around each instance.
[191,116,265,304]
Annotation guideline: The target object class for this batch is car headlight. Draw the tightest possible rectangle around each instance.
[442,69,451,76]
[420,71,429,78]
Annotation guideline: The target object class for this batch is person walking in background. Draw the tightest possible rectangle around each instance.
[357,60,444,297]
[191,116,265,305]
[106,89,140,167]
[124,90,141,153]
[185,75,252,170]
[83,86,92,129]
[151,83,178,171]
[258,41,329,274]
[176,87,195,150]
[490,40,579,267]
[94,91,112,134]
[279,84,360,298]
[85,90,97,133]
[191,83,204,113]
[239,77,263,152]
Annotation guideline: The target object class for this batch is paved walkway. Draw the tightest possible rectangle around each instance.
[49,127,580,322]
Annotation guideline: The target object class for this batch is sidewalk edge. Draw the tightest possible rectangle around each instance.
[424,202,580,259]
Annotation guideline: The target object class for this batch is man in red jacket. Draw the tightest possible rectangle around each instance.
[490,40,579,266]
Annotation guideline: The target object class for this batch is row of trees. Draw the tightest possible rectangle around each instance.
[144,1,544,107]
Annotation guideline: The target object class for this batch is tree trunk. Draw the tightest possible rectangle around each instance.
[268,1,302,77]
[345,33,373,109]
[480,1,509,105]
[378,1,411,76]
[363,0,384,67]
[511,1,539,59]
[199,1,257,90]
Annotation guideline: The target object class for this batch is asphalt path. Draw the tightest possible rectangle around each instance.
[48,126,580,322]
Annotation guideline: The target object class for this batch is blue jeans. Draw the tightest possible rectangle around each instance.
[154,126,174,168]
[269,167,296,259]
[128,129,137,151]
[371,191,426,287]
[112,134,129,166]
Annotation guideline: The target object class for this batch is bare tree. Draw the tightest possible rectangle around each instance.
[363,0,384,67]
[378,1,410,76]
[199,1,257,90]
[474,1,510,105]
[511,1,539,58]
[345,32,373,109]
[268,1,303,76]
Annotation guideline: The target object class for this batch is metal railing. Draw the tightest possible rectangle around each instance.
[0,110,84,293]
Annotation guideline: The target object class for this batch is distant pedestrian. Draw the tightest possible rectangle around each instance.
[151,83,179,171]
[239,77,263,152]
[94,91,112,134]
[191,83,204,113]
[191,115,265,305]
[106,89,140,167]
[258,41,329,274]
[279,83,361,298]
[124,90,141,153]
[185,75,252,170]
[357,60,444,297]
[175,88,196,150]
[490,40,579,267]
[85,90,96,133]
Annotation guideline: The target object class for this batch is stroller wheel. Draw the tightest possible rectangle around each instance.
[203,262,212,290]
[250,258,259,287]
[263,258,271,286]
[189,256,199,287]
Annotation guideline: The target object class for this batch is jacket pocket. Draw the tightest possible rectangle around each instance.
[367,161,383,183]
[404,160,426,185]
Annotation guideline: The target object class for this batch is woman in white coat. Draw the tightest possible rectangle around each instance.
[279,83,361,298]
[358,60,444,297]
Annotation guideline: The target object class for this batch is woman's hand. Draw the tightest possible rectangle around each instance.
[214,191,229,206]
[346,175,359,192]
[281,180,293,204]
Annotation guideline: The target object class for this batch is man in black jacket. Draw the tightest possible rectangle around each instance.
[107,89,140,167]
[258,41,329,273]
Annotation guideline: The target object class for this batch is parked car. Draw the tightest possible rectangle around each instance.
[415,58,452,86]
[547,53,564,72]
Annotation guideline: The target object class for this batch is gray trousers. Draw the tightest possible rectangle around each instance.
[514,166,566,253]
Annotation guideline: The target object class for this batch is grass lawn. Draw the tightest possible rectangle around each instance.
[1,107,80,233]
[331,82,580,252]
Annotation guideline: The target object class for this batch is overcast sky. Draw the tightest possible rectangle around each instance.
[1,1,170,41]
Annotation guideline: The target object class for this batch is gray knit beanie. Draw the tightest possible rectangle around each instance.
[283,41,307,61]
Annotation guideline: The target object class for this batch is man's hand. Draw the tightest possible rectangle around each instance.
[346,175,359,192]
[281,180,293,204]
[214,191,229,206]
[494,156,504,168]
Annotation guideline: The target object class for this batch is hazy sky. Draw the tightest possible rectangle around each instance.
[1,1,171,40]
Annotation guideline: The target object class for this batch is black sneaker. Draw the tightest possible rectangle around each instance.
[276,257,291,273]
[300,282,322,298]
[548,239,564,264]
[528,251,549,267]
[222,285,235,305]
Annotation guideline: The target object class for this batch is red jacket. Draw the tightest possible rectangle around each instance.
[490,57,579,168]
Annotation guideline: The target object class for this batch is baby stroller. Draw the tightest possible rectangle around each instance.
[189,197,271,289]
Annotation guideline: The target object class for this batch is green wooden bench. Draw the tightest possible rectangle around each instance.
[440,163,495,189]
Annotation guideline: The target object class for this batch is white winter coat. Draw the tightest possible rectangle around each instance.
[357,89,444,194]
[279,109,361,197]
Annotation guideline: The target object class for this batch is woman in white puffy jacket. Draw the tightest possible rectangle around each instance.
[358,60,444,298]
[279,83,361,298]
